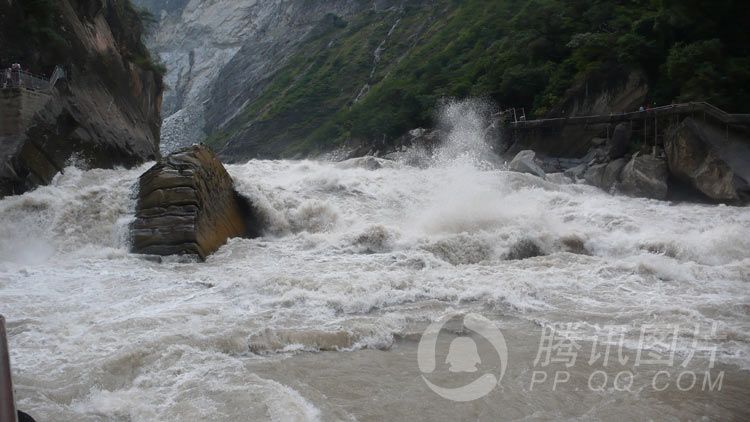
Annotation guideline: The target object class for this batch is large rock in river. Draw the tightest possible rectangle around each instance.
[620,153,668,200]
[606,123,632,160]
[508,150,546,179]
[131,145,259,260]
[584,158,627,192]
[665,118,750,203]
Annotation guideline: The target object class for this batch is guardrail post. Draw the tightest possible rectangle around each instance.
[0,316,18,422]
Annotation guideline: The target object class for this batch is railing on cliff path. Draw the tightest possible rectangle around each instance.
[0,67,65,93]
[505,102,750,129]
[501,102,750,148]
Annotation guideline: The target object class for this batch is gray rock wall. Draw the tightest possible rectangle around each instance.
[135,0,377,154]
[665,118,750,202]
[0,0,164,197]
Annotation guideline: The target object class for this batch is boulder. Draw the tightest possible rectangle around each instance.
[583,163,607,187]
[606,122,632,159]
[546,173,573,184]
[665,118,750,202]
[131,145,259,260]
[602,158,628,189]
[505,239,545,260]
[508,150,546,179]
[584,158,627,192]
[620,153,668,200]
[564,163,588,180]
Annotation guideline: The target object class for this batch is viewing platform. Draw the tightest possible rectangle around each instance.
[0,66,64,139]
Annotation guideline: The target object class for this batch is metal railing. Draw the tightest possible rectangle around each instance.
[0,69,51,92]
[507,102,750,128]
[0,315,18,422]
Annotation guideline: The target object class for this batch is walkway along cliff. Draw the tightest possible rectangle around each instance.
[502,102,750,203]
[0,0,164,198]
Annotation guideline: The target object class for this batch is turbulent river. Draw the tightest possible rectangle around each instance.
[1,104,749,421]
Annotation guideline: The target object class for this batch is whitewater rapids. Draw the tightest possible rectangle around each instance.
[1,103,749,420]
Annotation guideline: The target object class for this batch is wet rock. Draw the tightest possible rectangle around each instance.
[561,236,589,255]
[665,118,750,202]
[564,163,588,180]
[505,239,545,260]
[600,158,628,190]
[508,150,546,179]
[584,158,628,192]
[353,225,393,253]
[620,153,668,200]
[424,235,492,265]
[131,145,259,260]
[583,163,608,188]
[546,173,573,184]
[607,122,632,159]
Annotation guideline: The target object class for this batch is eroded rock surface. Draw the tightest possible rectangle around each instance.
[665,118,750,203]
[0,0,163,197]
[131,145,259,260]
[620,153,669,200]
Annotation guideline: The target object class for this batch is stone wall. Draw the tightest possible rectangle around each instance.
[0,89,51,138]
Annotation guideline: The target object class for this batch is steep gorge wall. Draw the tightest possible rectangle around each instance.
[139,0,750,163]
[0,0,163,197]
[134,0,389,154]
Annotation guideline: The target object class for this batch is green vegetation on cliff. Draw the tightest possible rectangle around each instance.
[208,0,750,157]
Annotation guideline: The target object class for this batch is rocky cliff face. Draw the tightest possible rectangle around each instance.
[665,118,750,202]
[0,0,163,197]
[548,67,648,118]
[134,0,386,154]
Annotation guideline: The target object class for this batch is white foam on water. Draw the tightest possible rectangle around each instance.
[1,100,749,419]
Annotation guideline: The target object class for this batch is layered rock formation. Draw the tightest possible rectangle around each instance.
[0,0,163,197]
[131,145,259,260]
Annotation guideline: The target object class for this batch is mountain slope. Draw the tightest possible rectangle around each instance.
[141,0,750,160]
[134,0,377,153]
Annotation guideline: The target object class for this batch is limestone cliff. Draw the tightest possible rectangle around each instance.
[0,0,163,197]
[133,0,379,154]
